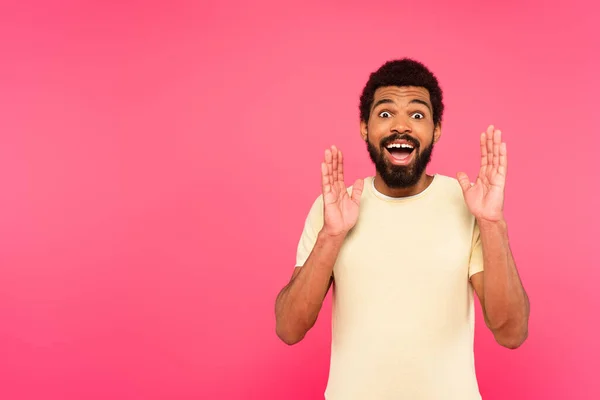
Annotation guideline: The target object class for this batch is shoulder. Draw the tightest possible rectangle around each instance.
[432,174,466,199]
[433,174,462,192]
[432,174,473,215]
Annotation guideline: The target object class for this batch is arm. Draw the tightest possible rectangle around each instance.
[275,231,344,345]
[275,146,363,345]
[470,219,529,348]
[458,125,530,349]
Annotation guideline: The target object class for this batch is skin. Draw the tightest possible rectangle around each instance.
[361,86,441,196]
[458,125,530,348]
[275,86,529,349]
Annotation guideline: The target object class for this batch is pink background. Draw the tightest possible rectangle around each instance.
[1,1,598,399]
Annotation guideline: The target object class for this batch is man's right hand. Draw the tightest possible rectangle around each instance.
[275,145,361,345]
[321,145,364,237]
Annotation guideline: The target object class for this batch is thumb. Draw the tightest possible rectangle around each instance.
[351,178,364,204]
[456,172,471,193]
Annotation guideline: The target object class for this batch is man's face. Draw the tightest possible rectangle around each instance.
[361,86,441,188]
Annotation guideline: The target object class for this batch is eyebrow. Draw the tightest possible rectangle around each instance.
[372,98,432,114]
[408,99,432,114]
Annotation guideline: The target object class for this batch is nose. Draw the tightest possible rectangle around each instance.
[390,115,412,134]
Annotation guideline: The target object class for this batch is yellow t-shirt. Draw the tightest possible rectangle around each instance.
[295,174,484,400]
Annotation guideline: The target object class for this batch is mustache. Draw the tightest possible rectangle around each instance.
[380,133,420,149]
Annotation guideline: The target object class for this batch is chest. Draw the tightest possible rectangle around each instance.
[333,203,475,291]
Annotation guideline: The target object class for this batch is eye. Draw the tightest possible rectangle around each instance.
[411,112,425,119]
[378,111,392,118]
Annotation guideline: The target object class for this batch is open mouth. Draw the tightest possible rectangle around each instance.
[385,142,415,163]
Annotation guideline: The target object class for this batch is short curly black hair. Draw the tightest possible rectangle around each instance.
[359,58,444,127]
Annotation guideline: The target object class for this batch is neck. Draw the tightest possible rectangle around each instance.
[373,173,434,198]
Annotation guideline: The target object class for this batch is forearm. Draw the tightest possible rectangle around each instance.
[275,230,345,344]
[479,219,529,346]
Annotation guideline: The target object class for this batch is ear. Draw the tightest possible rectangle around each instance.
[360,120,368,141]
[433,123,442,143]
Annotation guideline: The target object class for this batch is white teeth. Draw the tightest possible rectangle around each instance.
[386,143,414,149]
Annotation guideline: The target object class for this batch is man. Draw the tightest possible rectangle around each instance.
[274,59,530,399]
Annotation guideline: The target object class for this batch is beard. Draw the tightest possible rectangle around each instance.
[366,132,434,189]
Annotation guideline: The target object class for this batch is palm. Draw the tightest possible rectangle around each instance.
[321,146,364,237]
[457,125,507,222]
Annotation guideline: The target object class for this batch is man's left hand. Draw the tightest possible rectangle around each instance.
[457,125,507,223]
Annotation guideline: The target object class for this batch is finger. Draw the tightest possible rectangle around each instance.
[324,149,333,190]
[325,148,333,179]
[478,132,489,184]
[351,178,364,204]
[484,125,494,184]
[486,125,494,166]
[331,145,339,183]
[321,162,331,194]
[492,129,501,169]
[456,172,471,193]
[479,132,487,167]
[498,142,507,176]
[338,149,344,183]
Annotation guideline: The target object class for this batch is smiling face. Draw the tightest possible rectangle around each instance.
[361,86,442,190]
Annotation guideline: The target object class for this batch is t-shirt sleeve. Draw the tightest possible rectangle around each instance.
[469,220,484,278]
[295,195,324,268]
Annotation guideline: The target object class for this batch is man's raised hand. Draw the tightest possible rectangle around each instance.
[457,125,507,222]
[321,146,364,237]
